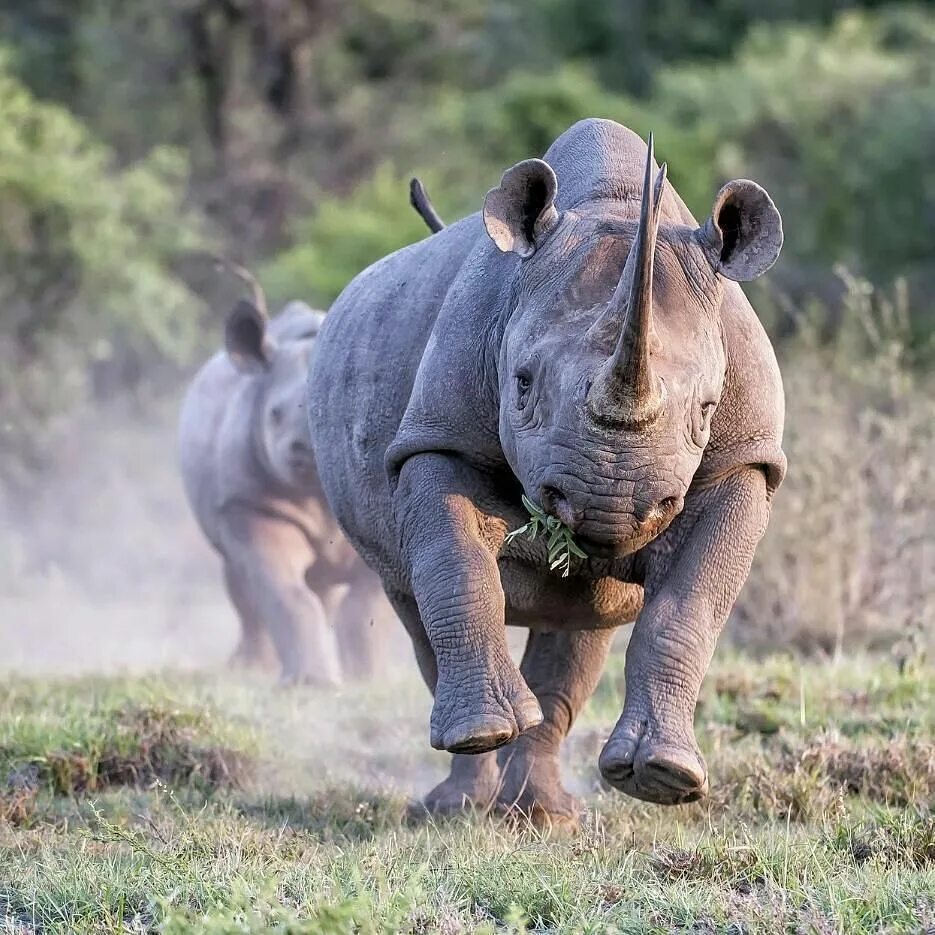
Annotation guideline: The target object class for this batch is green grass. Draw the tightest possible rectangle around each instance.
[1,653,934,933]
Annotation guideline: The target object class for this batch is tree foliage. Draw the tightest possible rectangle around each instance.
[0,55,205,486]
[0,0,933,487]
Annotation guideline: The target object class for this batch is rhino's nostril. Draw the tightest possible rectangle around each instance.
[636,495,682,526]
[539,484,580,530]
[658,495,681,517]
[290,439,311,456]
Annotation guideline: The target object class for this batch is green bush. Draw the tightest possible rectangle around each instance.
[261,164,447,307]
[651,9,935,327]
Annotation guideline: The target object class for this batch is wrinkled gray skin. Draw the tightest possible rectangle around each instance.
[308,119,786,829]
[179,300,391,684]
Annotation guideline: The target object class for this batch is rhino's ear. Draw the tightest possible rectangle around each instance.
[483,158,560,259]
[225,300,275,372]
[698,180,783,282]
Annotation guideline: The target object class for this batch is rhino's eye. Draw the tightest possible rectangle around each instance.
[516,372,532,409]
[701,402,716,425]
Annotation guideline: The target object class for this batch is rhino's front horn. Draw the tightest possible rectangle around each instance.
[588,134,667,427]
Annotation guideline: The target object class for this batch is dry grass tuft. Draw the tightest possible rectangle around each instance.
[707,732,935,823]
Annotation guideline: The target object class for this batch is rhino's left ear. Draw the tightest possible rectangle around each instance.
[697,180,783,282]
[225,299,275,372]
[483,159,560,259]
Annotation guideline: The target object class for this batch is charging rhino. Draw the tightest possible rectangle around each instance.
[307,119,785,828]
[179,299,393,684]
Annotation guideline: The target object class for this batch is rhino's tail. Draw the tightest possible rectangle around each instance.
[409,177,446,234]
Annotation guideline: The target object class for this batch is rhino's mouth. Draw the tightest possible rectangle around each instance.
[575,508,680,558]
[573,530,645,559]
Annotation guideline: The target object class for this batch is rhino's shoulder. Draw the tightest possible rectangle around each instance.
[697,284,786,494]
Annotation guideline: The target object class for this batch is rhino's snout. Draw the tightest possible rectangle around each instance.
[286,436,316,476]
[538,478,684,552]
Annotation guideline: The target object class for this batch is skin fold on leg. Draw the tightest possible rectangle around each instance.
[394,453,542,754]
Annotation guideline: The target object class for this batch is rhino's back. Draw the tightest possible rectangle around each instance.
[308,216,484,576]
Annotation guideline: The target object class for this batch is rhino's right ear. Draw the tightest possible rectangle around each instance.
[483,159,560,259]
[225,300,275,372]
[697,179,783,281]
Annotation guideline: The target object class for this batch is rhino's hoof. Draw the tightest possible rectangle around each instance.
[431,696,543,754]
[496,786,582,836]
[444,716,515,754]
[599,737,708,805]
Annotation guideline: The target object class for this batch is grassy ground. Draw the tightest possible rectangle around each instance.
[1,650,933,934]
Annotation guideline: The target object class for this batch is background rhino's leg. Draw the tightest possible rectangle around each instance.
[496,628,615,831]
[221,508,342,686]
[337,565,405,681]
[599,468,770,804]
[223,559,278,670]
[395,453,543,754]
[332,578,390,680]
[387,590,502,814]
[308,576,377,679]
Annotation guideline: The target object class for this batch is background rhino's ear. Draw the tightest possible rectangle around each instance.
[698,179,783,281]
[225,299,275,372]
[483,158,560,258]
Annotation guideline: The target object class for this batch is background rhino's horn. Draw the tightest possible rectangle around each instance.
[589,135,667,426]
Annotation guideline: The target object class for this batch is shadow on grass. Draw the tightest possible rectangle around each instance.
[235,787,410,842]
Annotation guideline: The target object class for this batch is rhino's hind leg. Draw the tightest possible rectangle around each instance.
[420,752,501,817]
[494,629,615,833]
[387,589,504,818]
[223,560,278,670]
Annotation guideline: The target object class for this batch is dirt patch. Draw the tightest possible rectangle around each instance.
[1,705,252,799]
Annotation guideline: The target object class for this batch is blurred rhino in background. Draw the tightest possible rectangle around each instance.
[178,298,394,684]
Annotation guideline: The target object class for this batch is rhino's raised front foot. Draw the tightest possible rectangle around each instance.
[598,719,708,805]
[430,669,543,754]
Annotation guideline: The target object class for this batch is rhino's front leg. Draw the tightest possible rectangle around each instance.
[395,453,543,753]
[221,508,342,687]
[599,468,770,804]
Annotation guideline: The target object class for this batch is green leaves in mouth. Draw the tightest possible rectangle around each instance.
[503,494,587,577]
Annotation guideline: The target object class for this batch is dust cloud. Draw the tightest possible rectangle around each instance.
[2,401,280,676]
